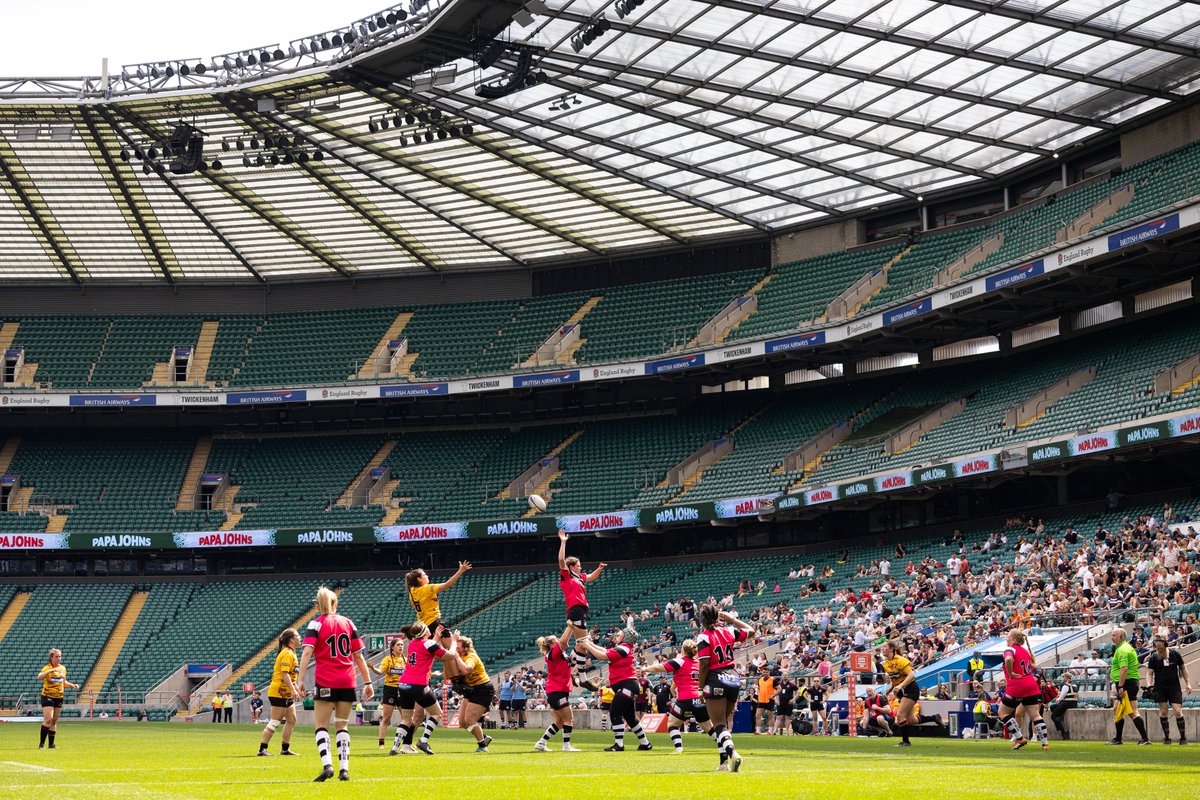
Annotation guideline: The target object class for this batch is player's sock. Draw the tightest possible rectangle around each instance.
[47,731,55,747]
[612,722,625,748]
[315,728,333,771]
[1001,714,1021,739]
[281,742,291,753]
[392,724,410,751]
[540,724,559,743]
[420,717,438,745]
[404,726,415,746]
[1177,717,1186,739]
[378,737,385,746]
[1114,719,1125,740]
[1133,717,1148,741]
[631,722,649,746]
[670,728,683,751]
[335,730,350,773]
[259,742,268,753]
[1034,720,1048,746]
[562,725,572,745]
[1161,717,1171,738]
[39,725,47,747]
[715,726,734,756]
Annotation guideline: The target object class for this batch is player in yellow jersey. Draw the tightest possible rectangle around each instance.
[447,634,496,753]
[369,638,407,749]
[406,561,472,636]
[37,648,78,749]
[882,638,944,747]
[258,629,302,756]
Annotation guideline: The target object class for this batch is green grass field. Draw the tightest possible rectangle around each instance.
[2,723,1197,799]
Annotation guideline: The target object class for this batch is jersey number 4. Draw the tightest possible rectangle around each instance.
[324,633,352,659]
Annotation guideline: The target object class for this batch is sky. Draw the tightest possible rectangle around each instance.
[1,0,393,76]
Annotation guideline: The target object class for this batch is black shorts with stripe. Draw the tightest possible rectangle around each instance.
[669,697,709,722]
[380,685,401,707]
[396,684,438,710]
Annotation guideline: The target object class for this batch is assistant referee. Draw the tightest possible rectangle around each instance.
[1108,628,1150,745]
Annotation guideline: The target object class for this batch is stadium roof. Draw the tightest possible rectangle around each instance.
[1,0,1199,284]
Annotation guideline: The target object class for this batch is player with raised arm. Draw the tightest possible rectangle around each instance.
[557,529,606,684]
[535,624,580,752]
[576,630,653,752]
[408,562,471,640]
[696,604,752,772]
[641,639,715,753]
[37,648,79,749]
[258,628,301,756]
[369,637,406,749]
[997,629,1049,751]
[449,634,497,753]
[296,587,374,782]
[388,621,469,756]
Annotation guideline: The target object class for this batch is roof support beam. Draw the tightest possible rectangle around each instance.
[110,106,356,279]
[97,106,266,283]
[77,108,176,284]
[297,88,608,256]
[0,130,83,283]
[219,96,444,273]
[360,84,690,245]
[702,0,1181,101]
[549,7,1115,130]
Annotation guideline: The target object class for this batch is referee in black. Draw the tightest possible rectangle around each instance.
[1050,673,1079,740]
[1146,636,1191,745]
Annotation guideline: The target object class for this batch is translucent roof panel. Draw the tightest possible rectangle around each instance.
[0,0,1196,283]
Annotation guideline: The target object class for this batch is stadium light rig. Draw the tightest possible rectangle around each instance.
[117,125,328,173]
[365,106,474,143]
[570,15,612,53]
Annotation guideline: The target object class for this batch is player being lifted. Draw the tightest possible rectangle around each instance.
[640,639,716,753]
[296,587,374,782]
[696,605,752,772]
[37,648,79,749]
[258,628,301,756]
[400,561,471,750]
[557,529,606,687]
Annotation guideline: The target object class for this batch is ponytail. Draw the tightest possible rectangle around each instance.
[315,586,337,616]
[277,628,298,651]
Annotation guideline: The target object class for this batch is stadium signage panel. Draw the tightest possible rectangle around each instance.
[844,317,879,337]
[873,471,912,492]
[1118,421,1168,447]
[803,485,839,505]
[589,365,642,379]
[882,298,932,327]
[0,475,15,486]
[283,528,374,545]
[765,332,826,353]
[557,510,640,533]
[1107,214,1180,251]
[466,517,553,538]
[648,504,712,525]
[644,354,705,375]
[913,465,950,485]
[1027,442,1067,463]
[172,529,276,548]
[512,370,580,388]
[775,495,801,511]
[1068,430,1117,456]
[68,394,157,407]
[1055,243,1098,267]
[375,523,467,542]
[842,481,873,497]
[714,494,780,518]
[715,345,754,361]
[83,534,166,548]
[173,393,224,405]
[985,259,1044,292]
[953,454,997,477]
[0,394,61,406]
[380,383,448,397]
[0,533,69,550]
[316,386,378,401]
[1169,412,1200,437]
[225,390,307,405]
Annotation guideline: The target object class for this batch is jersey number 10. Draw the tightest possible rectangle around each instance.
[325,633,352,659]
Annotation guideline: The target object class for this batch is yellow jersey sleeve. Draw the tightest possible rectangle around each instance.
[41,664,66,698]
[269,649,298,698]
[461,653,490,687]
[409,584,442,627]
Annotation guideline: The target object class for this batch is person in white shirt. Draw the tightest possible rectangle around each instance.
[1070,654,1088,681]
[1084,651,1108,690]
[879,558,890,577]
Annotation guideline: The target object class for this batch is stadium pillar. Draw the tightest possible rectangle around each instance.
[847,673,857,737]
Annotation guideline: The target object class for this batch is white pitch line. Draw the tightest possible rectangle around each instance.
[1,761,60,772]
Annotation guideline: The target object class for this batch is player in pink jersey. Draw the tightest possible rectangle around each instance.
[296,587,373,782]
[388,621,468,756]
[998,629,1049,751]
[534,624,580,752]
[641,639,716,753]
[557,530,606,689]
[577,630,653,752]
[696,604,752,772]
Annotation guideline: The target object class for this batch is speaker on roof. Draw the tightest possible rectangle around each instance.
[168,124,205,175]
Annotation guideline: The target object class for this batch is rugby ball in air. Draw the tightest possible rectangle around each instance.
[528,493,548,513]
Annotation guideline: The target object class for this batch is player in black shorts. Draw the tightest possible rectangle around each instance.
[808,679,829,736]
[1146,636,1191,744]
[773,677,797,735]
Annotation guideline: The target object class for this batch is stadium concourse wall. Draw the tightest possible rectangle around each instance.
[1,199,1197,410]
[2,404,1198,553]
